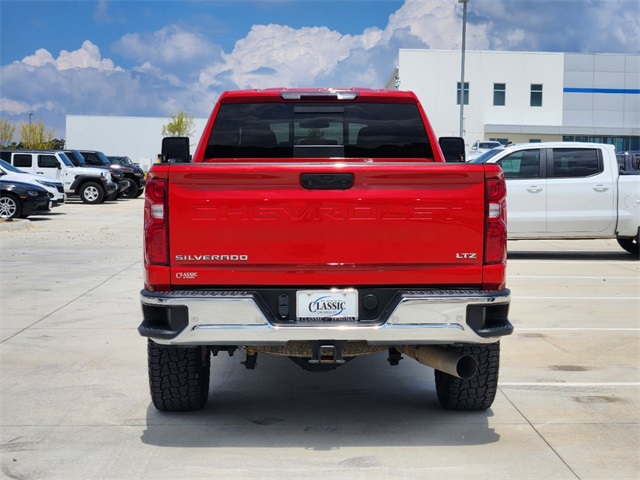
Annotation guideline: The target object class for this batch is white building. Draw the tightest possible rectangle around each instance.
[397,50,639,151]
[66,115,208,172]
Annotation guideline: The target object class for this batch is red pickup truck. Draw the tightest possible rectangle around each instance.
[139,88,512,412]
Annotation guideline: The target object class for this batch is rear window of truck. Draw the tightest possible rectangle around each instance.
[205,102,431,159]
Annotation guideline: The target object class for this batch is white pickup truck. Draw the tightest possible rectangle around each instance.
[471,142,640,255]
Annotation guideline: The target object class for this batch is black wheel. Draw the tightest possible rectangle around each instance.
[120,178,138,199]
[435,342,500,411]
[617,237,639,256]
[106,191,118,201]
[0,194,22,219]
[134,187,144,198]
[147,339,210,412]
[79,182,105,204]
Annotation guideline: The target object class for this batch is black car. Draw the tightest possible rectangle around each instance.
[616,151,640,175]
[107,156,146,198]
[64,150,128,200]
[0,179,51,219]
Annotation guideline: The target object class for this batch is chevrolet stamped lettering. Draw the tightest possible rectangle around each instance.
[140,88,512,414]
[194,204,463,221]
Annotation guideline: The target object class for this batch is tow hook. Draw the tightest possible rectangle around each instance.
[242,347,258,369]
[387,347,403,366]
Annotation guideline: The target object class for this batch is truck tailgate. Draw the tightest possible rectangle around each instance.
[167,162,487,286]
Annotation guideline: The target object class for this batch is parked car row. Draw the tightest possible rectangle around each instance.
[66,150,146,199]
[0,149,145,219]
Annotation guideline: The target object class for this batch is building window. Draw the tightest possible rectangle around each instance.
[563,135,639,151]
[529,139,541,143]
[530,84,543,107]
[457,82,469,105]
[493,83,506,106]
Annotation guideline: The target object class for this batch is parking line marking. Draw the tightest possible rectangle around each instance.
[516,296,638,300]
[500,382,640,387]
[508,260,637,264]
[508,275,639,280]
[516,327,640,331]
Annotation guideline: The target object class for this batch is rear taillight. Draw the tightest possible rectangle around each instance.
[144,178,168,265]
[484,175,507,265]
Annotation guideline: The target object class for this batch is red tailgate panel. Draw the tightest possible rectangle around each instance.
[167,162,486,287]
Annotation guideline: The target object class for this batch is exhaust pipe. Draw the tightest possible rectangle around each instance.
[396,345,478,380]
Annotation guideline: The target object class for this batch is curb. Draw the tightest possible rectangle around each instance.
[0,219,31,231]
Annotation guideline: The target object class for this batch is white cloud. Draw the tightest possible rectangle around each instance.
[198,24,382,90]
[20,41,121,72]
[591,2,640,52]
[0,97,57,126]
[133,62,183,87]
[21,49,56,68]
[469,0,640,53]
[93,0,110,24]
[384,0,487,49]
[0,98,34,115]
[113,26,223,67]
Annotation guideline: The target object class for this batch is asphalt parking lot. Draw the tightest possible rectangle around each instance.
[1,198,638,480]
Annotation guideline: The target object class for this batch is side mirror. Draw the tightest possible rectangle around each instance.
[439,137,466,162]
[161,137,191,163]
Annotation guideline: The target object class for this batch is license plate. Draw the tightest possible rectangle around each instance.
[296,289,358,321]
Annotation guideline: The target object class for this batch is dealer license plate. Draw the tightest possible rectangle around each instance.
[296,289,358,321]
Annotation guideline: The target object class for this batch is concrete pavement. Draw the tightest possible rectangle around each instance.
[1,198,638,479]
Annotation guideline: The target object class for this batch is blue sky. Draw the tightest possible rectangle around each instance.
[1,0,639,139]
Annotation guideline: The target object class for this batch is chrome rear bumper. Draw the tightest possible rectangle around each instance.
[139,288,512,346]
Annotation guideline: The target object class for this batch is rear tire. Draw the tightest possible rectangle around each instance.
[0,194,22,219]
[120,178,138,199]
[435,342,500,411]
[617,237,639,256]
[79,182,105,204]
[148,339,210,412]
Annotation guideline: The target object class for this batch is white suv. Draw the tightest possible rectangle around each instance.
[0,159,65,206]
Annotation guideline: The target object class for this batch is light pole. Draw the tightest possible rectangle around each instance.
[28,112,33,125]
[458,0,468,139]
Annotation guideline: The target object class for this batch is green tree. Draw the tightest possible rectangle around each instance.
[0,118,16,148]
[19,119,55,149]
[162,111,195,138]
[50,138,66,150]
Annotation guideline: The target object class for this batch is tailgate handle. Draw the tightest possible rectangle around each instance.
[301,173,354,190]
